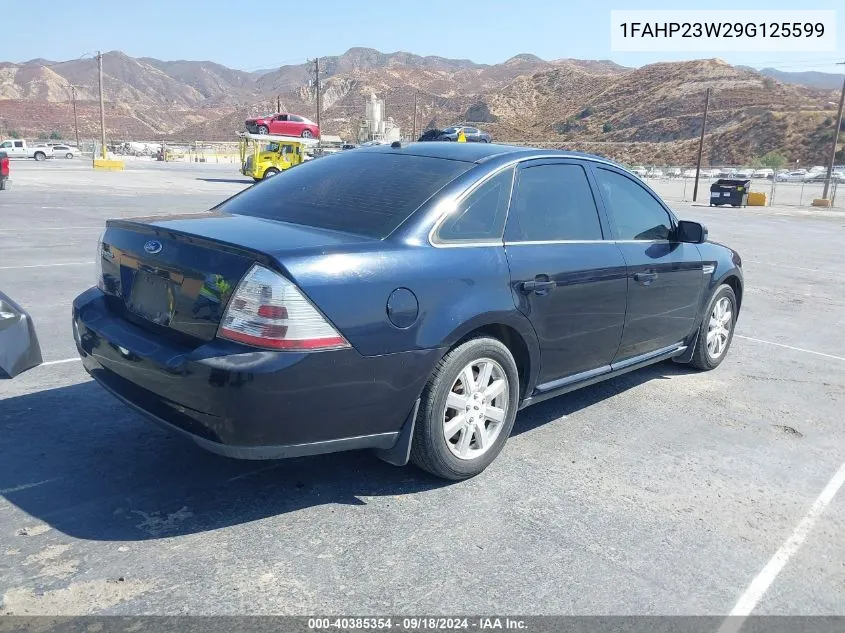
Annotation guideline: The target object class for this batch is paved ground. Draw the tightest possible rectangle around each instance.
[0,160,843,616]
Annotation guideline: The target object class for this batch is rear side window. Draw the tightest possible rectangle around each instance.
[508,163,603,241]
[594,168,673,241]
[218,152,472,239]
[436,167,513,243]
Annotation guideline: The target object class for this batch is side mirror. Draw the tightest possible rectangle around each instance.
[676,220,708,244]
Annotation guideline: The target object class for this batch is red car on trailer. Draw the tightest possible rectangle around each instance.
[244,113,321,139]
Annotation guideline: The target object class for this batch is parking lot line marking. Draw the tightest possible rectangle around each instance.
[41,358,81,367]
[735,335,845,362]
[0,261,93,270]
[744,260,845,278]
[718,462,845,630]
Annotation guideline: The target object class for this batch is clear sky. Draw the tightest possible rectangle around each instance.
[2,0,843,73]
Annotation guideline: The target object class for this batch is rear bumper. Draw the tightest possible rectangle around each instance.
[73,288,441,459]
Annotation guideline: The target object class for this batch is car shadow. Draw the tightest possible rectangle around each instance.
[195,177,253,185]
[0,361,694,542]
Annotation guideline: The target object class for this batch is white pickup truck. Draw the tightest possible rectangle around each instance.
[0,140,53,161]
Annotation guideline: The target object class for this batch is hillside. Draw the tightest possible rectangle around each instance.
[0,48,840,165]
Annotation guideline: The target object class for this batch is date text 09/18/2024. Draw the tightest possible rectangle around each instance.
[307,617,527,630]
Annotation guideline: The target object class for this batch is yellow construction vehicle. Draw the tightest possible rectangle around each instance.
[238,132,318,181]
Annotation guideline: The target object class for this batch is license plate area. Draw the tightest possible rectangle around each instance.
[127,271,176,326]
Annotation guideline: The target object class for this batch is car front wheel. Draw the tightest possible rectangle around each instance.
[688,283,737,370]
[410,336,519,480]
[301,130,313,138]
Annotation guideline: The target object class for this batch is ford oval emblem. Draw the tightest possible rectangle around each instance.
[144,240,163,254]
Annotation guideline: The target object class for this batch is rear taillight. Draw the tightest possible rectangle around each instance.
[218,264,350,351]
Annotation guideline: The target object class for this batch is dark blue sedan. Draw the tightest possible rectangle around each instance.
[72,142,743,480]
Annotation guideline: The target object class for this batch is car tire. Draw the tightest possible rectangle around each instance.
[262,168,279,179]
[301,130,313,138]
[687,283,737,371]
[257,126,269,135]
[410,336,519,481]
[66,153,74,159]
[34,152,46,161]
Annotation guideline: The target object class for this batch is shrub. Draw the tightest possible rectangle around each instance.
[602,122,613,133]
[759,150,787,170]
[49,130,62,140]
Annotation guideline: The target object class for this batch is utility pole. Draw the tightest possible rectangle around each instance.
[314,57,321,133]
[70,85,80,149]
[822,63,845,200]
[97,51,106,159]
[276,94,281,112]
[412,91,418,141]
[692,87,711,203]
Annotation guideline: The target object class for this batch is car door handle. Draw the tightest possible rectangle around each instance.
[634,271,658,285]
[520,279,556,294]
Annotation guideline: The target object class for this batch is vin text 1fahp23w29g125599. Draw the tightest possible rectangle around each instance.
[72,142,743,481]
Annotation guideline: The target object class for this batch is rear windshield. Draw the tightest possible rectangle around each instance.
[218,151,472,238]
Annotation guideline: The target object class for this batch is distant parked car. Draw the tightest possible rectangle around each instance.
[629,166,647,178]
[245,113,321,139]
[436,126,492,143]
[667,168,681,178]
[805,171,845,183]
[647,169,664,178]
[777,170,810,182]
[0,139,53,160]
[734,168,754,179]
[682,169,698,178]
[752,168,773,179]
[52,145,79,159]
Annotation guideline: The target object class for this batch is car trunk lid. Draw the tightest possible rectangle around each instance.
[99,211,373,343]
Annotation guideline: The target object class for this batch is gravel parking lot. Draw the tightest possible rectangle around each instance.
[1,160,843,617]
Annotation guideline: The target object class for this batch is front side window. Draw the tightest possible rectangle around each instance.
[594,168,673,241]
[436,167,514,243]
[0,141,11,148]
[507,163,604,242]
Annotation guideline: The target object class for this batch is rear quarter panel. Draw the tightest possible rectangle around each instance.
[279,243,539,361]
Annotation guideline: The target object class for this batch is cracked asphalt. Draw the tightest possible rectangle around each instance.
[0,160,843,616]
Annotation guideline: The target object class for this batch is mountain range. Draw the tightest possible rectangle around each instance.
[0,48,842,165]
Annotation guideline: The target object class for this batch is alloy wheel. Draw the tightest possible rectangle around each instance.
[706,296,733,359]
[443,358,509,460]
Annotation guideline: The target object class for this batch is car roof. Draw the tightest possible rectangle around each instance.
[358,141,627,169]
